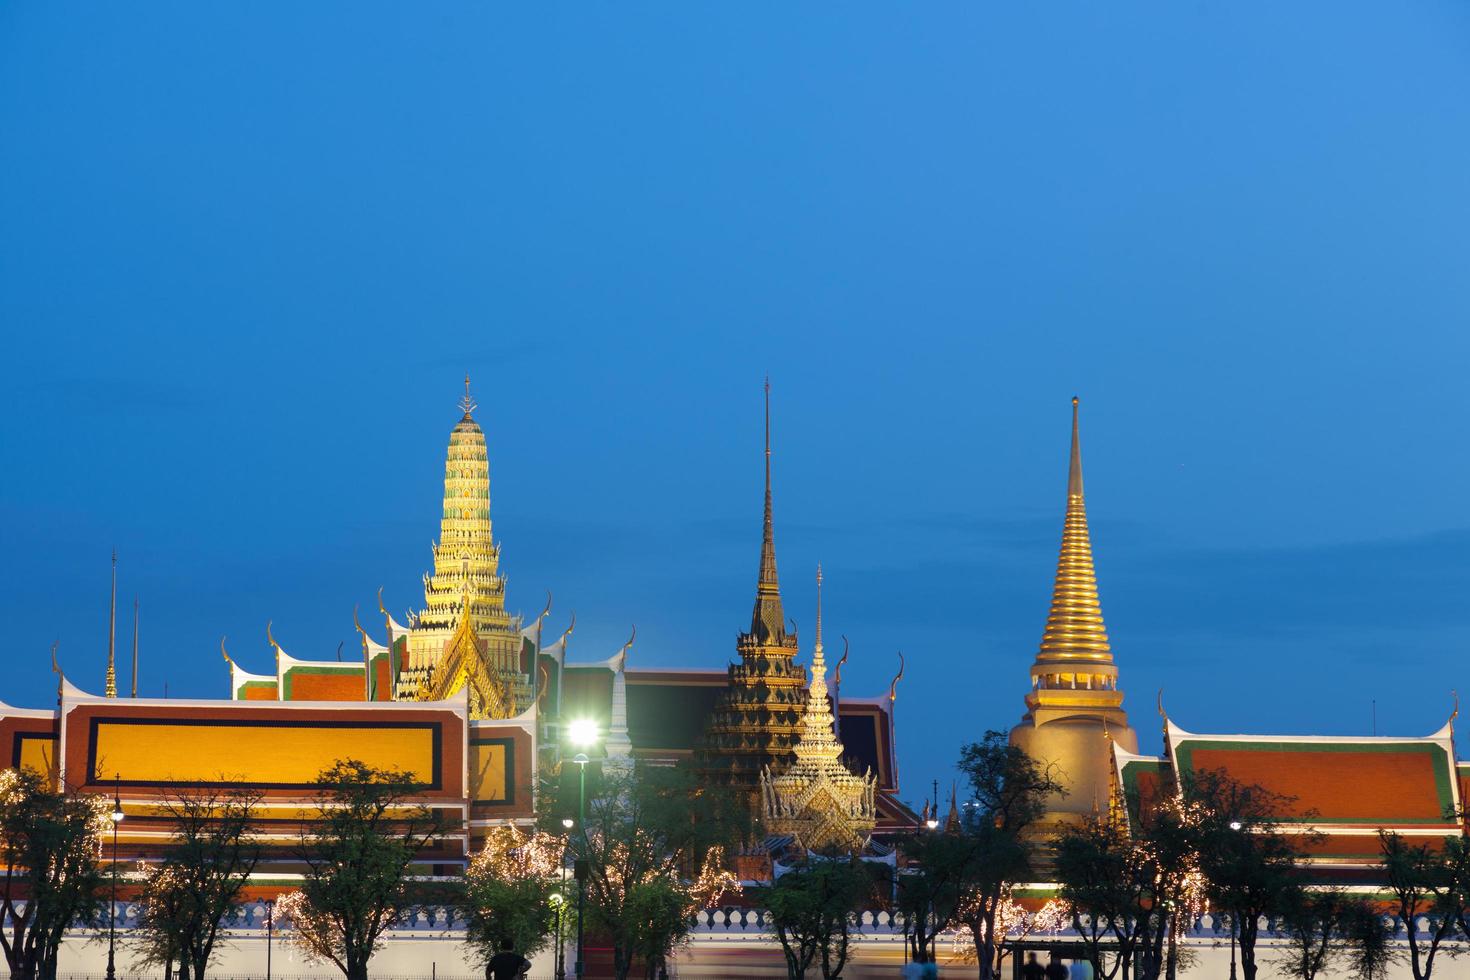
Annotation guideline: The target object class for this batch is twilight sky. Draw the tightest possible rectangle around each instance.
[3,3,1469,812]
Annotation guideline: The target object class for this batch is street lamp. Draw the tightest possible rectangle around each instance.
[266,898,275,980]
[106,775,124,980]
[549,892,566,980]
[1228,819,1243,980]
[557,817,573,980]
[568,720,598,980]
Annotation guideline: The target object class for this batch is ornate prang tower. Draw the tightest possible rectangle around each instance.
[1009,398,1137,826]
[396,378,527,715]
[697,381,807,799]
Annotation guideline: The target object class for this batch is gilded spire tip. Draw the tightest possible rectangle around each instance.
[814,564,824,652]
[459,374,477,416]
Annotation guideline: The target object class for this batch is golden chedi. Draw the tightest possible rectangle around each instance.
[1009,398,1137,827]
[761,567,877,853]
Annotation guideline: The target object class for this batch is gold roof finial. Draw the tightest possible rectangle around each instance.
[888,651,905,704]
[460,374,477,417]
[51,641,63,702]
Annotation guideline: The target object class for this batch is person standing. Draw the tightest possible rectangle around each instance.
[486,939,531,980]
[1021,952,1047,980]
[1044,950,1069,980]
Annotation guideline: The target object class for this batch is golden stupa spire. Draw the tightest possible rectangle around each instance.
[1024,397,1124,711]
[1038,397,1112,663]
[750,377,786,644]
[105,550,118,698]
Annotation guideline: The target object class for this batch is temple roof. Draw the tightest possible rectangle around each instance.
[1164,718,1462,830]
[1116,718,1465,872]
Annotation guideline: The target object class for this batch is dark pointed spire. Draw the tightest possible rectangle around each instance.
[750,378,786,643]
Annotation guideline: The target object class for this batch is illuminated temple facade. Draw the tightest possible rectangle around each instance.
[0,382,910,883]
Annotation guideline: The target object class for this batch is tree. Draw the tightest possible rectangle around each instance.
[1128,792,1209,980]
[949,732,1064,980]
[1342,898,1398,980]
[0,768,109,980]
[461,824,563,968]
[765,856,877,980]
[555,762,741,980]
[1053,815,1151,980]
[133,788,261,980]
[1187,769,1305,980]
[894,829,973,966]
[295,759,442,980]
[1378,830,1463,980]
[1277,889,1397,980]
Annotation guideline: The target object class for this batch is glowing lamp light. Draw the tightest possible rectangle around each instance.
[549,892,565,907]
[567,718,600,748]
[925,818,939,830]
[1229,820,1243,831]
[562,817,575,830]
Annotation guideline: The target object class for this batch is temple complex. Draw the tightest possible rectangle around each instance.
[0,380,912,895]
[1009,397,1138,826]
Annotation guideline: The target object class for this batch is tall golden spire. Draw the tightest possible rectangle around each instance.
[750,378,785,644]
[1038,397,1112,662]
[1025,398,1123,711]
[105,550,118,698]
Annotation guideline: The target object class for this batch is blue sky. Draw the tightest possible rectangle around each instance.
[3,3,1469,812]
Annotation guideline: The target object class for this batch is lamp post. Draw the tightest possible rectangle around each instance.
[566,718,599,980]
[266,898,275,980]
[106,775,124,980]
[1228,820,1243,980]
[549,892,566,980]
[558,817,574,980]
[573,752,590,979]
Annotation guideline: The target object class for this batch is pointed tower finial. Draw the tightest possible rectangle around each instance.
[814,564,824,654]
[1069,396,1083,497]
[460,374,477,417]
[749,378,786,643]
[105,551,118,698]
